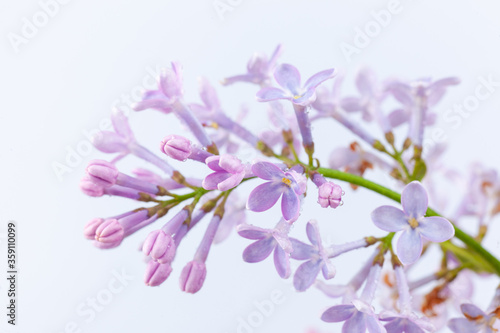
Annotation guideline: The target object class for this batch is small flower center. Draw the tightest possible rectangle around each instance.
[293,95,302,100]
[282,177,292,187]
[408,218,419,229]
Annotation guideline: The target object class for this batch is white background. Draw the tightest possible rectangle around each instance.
[2,0,500,332]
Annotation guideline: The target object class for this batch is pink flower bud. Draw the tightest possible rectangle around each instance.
[179,261,206,294]
[94,219,124,246]
[142,230,176,264]
[318,182,343,208]
[144,261,172,287]
[83,218,105,239]
[86,160,119,187]
[160,135,192,161]
[79,176,104,197]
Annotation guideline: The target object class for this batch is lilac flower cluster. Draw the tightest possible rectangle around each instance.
[80,45,500,332]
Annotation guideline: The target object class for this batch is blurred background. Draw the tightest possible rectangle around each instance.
[2,0,500,332]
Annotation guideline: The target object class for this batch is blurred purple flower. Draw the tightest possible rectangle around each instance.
[448,303,499,333]
[256,64,336,106]
[222,44,283,86]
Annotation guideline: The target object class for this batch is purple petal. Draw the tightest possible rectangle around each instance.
[341,97,363,112]
[274,63,301,93]
[218,154,243,174]
[218,172,244,191]
[365,315,387,333]
[419,216,455,242]
[343,311,367,333]
[448,318,481,333]
[356,68,376,96]
[256,87,291,102]
[205,155,224,172]
[281,189,300,221]
[242,237,275,263]
[306,220,321,246]
[111,108,133,137]
[198,77,220,109]
[268,44,283,69]
[321,304,356,322]
[401,181,428,219]
[133,98,173,113]
[321,260,336,280]
[396,229,423,265]
[202,172,231,190]
[236,224,268,240]
[293,259,322,291]
[273,245,291,279]
[289,238,315,260]
[251,161,283,180]
[303,68,336,91]
[247,181,284,212]
[387,82,413,106]
[371,206,408,232]
[460,303,486,318]
[388,108,409,128]
[315,280,349,298]
[428,77,460,91]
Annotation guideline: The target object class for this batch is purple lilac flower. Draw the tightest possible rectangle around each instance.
[222,44,283,86]
[386,77,459,147]
[202,154,249,191]
[371,181,454,265]
[246,161,306,221]
[190,78,259,147]
[92,109,175,175]
[133,62,214,149]
[340,68,394,133]
[292,220,368,291]
[448,303,500,333]
[321,264,387,332]
[237,219,293,279]
[256,64,336,106]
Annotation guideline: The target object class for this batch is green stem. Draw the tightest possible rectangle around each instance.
[317,167,500,276]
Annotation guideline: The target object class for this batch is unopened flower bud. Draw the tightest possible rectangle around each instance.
[86,160,118,187]
[80,176,104,197]
[318,182,343,208]
[83,218,105,239]
[142,230,176,263]
[144,261,172,286]
[179,261,206,294]
[94,219,124,246]
[160,135,192,161]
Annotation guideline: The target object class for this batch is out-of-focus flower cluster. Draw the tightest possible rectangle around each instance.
[80,45,500,332]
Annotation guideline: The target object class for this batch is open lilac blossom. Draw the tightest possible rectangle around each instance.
[247,161,306,221]
[371,181,454,265]
[321,264,387,332]
[386,77,460,147]
[448,303,500,333]
[256,63,336,106]
[222,44,283,86]
[202,154,249,191]
[292,220,368,291]
[237,219,293,279]
[132,62,214,149]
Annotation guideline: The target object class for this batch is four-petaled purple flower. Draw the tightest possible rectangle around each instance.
[237,219,293,279]
[246,161,305,221]
[202,154,248,191]
[256,64,336,106]
[290,220,336,291]
[222,44,283,86]
[371,181,454,265]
